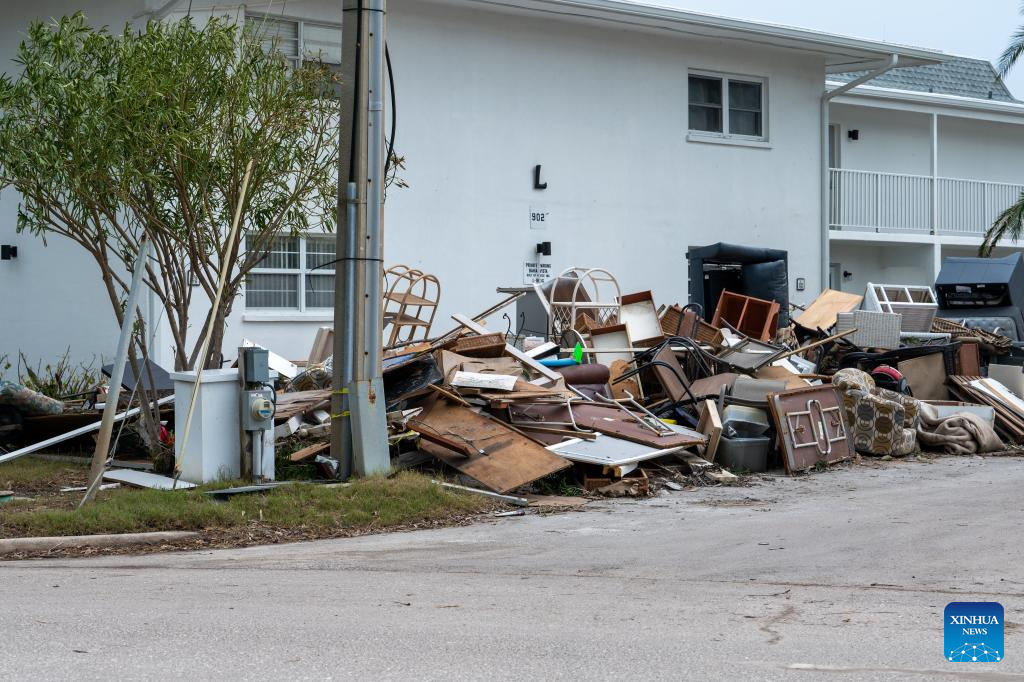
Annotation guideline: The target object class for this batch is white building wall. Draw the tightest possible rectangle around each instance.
[936,116,1024,184]
[829,241,935,295]
[0,1,145,371]
[829,101,1024,184]
[829,104,932,175]
[2,0,828,368]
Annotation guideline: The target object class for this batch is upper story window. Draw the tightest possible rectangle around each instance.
[245,15,342,69]
[246,235,335,311]
[688,72,767,141]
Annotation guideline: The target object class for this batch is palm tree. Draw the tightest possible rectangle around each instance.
[980,8,1024,255]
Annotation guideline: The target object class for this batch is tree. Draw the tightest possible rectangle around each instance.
[980,10,1024,255]
[0,13,340,372]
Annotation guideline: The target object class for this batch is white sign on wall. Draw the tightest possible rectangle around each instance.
[524,261,552,285]
[529,206,550,230]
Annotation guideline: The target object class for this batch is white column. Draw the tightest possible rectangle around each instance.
[930,113,938,235]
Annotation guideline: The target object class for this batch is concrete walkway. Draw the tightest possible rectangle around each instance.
[5,457,1024,680]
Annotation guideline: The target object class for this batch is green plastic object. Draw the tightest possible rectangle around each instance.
[572,343,583,364]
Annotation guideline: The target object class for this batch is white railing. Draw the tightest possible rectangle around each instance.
[829,168,1024,235]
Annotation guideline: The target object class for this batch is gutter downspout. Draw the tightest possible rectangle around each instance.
[819,54,899,292]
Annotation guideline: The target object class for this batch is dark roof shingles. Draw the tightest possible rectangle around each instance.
[832,56,1017,102]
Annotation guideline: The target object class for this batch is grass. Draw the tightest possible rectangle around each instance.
[0,456,88,494]
[0,470,495,538]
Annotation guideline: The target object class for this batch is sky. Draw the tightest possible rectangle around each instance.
[635,0,1024,97]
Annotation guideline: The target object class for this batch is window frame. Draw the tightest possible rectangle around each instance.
[687,70,768,144]
[244,12,343,68]
[245,234,337,313]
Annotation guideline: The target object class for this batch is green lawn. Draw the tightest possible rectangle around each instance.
[0,462,495,538]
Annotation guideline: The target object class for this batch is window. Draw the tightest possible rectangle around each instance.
[245,15,342,69]
[247,235,336,311]
[688,72,766,140]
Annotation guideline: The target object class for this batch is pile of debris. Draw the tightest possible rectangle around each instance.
[6,251,1024,503]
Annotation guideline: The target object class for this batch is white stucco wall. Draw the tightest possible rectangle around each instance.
[829,240,936,295]
[829,101,1024,184]
[829,104,932,176]
[2,0,828,369]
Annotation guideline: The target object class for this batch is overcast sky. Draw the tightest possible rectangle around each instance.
[639,0,1024,97]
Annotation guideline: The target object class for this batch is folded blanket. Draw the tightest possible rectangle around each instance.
[917,402,1004,455]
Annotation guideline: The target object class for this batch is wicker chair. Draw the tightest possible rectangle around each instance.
[832,368,919,457]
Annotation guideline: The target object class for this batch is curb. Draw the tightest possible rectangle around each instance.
[0,530,200,555]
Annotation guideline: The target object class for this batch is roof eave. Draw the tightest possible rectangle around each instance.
[826,80,1024,116]
[462,0,947,69]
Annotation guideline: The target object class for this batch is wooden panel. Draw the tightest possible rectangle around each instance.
[410,397,570,493]
[697,400,722,462]
[957,341,981,377]
[794,289,863,331]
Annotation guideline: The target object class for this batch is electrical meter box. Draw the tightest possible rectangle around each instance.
[240,347,270,384]
[241,388,275,431]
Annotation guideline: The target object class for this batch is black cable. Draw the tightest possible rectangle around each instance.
[384,43,396,178]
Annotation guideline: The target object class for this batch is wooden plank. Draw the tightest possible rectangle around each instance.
[307,327,334,366]
[273,390,332,421]
[794,289,864,331]
[697,400,723,462]
[103,469,196,490]
[451,371,518,392]
[678,452,739,485]
[410,396,570,493]
[288,441,329,462]
[451,314,561,385]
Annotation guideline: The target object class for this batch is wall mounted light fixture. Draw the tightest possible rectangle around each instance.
[536,241,552,256]
[0,245,17,260]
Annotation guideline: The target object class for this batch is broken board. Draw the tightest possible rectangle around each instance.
[103,469,196,490]
[547,433,684,467]
[411,396,570,493]
[766,385,853,474]
[696,400,723,462]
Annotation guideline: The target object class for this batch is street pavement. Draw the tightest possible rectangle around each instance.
[4,456,1024,681]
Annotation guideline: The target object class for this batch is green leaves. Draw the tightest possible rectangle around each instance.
[0,14,343,368]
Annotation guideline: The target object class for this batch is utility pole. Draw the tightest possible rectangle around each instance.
[331,0,390,477]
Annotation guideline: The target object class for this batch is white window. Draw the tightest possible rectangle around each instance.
[688,71,767,141]
[246,235,336,311]
[245,15,342,68]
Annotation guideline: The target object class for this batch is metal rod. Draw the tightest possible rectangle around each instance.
[82,238,151,504]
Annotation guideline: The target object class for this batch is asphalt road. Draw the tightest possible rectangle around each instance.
[5,456,1024,681]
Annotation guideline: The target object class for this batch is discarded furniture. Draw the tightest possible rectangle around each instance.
[544,267,620,340]
[832,368,919,457]
[383,265,440,346]
[836,310,902,350]
[864,283,937,333]
[935,253,1024,339]
[619,290,663,347]
[767,384,854,474]
[712,290,780,341]
[409,394,570,493]
[686,242,789,327]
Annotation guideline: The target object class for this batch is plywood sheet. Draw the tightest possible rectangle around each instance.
[794,289,863,331]
[411,397,570,493]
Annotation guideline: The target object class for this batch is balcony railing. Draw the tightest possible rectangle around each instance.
[828,168,1024,236]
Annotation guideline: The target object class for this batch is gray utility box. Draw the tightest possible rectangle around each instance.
[240,388,275,431]
[240,347,270,384]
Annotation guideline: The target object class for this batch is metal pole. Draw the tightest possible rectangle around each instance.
[82,238,151,504]
[331,0,389,477]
